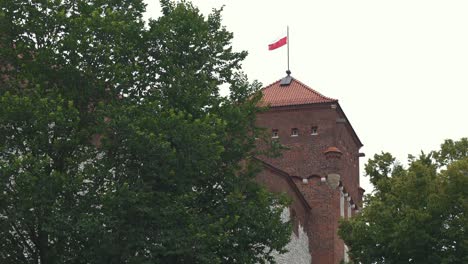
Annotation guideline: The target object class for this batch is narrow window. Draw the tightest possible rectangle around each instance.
[272,129,279,138]
[311,126,318,135]
[340,191,345,217]
[291,128,298,137]
[347,202,352,218]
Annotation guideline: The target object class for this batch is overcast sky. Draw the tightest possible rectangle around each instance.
[144,0,468,192]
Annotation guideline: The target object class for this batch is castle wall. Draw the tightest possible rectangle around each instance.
[256,102,362,264]
[256,104,338,178]
[271,208,312,264]
[256,167,312,263]
[295,176,344,263]
[256,167,309,235]
[335,111,362,207]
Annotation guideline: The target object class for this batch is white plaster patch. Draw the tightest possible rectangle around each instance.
[271,208,312,264]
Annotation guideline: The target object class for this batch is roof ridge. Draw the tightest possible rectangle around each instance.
[262,78,282,90]
[291,77,337,102]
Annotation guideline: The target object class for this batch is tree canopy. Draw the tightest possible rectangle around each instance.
[339,138,468,264]
[0,0,290,263]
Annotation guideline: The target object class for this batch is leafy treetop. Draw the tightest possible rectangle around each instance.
[0,1,291,263]
[339,138,468,264]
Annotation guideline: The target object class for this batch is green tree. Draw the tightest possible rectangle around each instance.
[339,139,468,264]
[0,1,290,263]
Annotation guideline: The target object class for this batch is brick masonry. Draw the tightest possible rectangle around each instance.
[255,90,363,264]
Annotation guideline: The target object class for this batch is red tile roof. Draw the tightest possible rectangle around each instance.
[260,77,337,107]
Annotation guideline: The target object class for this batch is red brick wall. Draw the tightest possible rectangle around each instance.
[256,102,362,264]
[296,176,343,263]
[256,104,337,178]
[256,166,310,235]
[335,110,362,206]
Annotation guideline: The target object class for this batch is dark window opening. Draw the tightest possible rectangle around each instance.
[291,128,299,137]
[272,129,279,138]
[311,126,318,135]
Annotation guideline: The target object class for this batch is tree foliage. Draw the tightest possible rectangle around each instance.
[339,139,468,264]
[0,0,290,263]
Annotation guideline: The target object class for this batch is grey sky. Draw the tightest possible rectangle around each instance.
[144,0,468,192]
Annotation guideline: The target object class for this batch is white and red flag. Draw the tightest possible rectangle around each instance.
[267,27,291,74]
[268,36,287,50]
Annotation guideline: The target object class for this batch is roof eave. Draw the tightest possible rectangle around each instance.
[264,100,339,109]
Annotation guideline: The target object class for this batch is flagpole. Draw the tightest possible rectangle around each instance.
[287,26,291,76]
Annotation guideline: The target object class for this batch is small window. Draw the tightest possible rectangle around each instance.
[311,126,318,135]
[291,128,299,137]
[272,129,279,138]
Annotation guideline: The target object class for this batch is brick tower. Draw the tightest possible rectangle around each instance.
[255,76,364,264]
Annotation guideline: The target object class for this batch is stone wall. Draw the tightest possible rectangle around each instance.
[272,208,312,264]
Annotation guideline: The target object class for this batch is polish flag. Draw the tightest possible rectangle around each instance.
[268,36,287,50]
